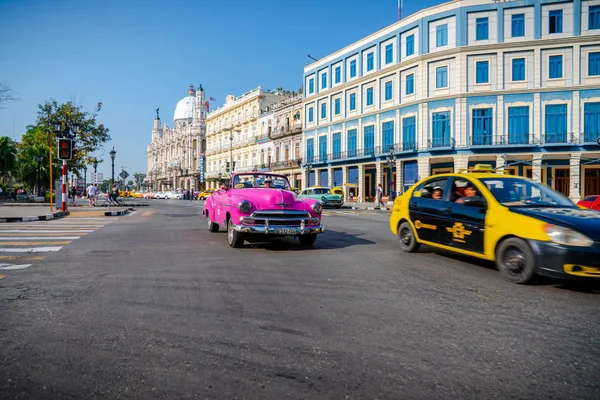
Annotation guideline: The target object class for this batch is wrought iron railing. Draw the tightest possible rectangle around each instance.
[428,137,455,149]
[542,132,578,145]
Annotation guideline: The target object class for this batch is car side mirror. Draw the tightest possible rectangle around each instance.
[463,196,487,208]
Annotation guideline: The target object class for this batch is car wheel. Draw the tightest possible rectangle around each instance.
[199,196,205,200]
[227,218,244,248]
[207,215,219,232]
[398,222,420,253]
[335,205,342,209]
[298,234,317,247]
[495,238,536,284]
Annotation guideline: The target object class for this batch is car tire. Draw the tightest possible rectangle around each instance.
[298,234,317,247]
[199,196,205,200]
[335,205,342,209]
[495,238,537,284]
[227,218,244,248]
[207,215,219,232]
[398,221,420,253]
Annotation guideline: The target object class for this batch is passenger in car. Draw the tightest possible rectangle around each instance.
[432,186,443,200]
[455,184,477,203]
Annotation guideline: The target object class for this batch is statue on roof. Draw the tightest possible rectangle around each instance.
[198,84,204,91]
[155,108,160,120]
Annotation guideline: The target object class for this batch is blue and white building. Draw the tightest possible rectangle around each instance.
[302,0,600,201]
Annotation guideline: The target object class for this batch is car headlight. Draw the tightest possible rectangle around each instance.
[312,202,323,214]
[543,224,593,247]
[238,200,251,214]
[321,196,327,202]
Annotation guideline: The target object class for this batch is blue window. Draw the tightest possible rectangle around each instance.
[584,102,600,143]
[320,103,326,119]
[436,24,448,47]
[334,66,341,84]
[384,81,393,101]
[590,6,600,30]
[406,74,414,95]
[363,125,375,155]
[366,52,374,71]
[512,14,525,37]
[589,52,600,76]
[350,60,356,78]
[385,44,393,64]
[545,104,568,143]
[472,108,493,145]
[347,129,357,157]
[382,121,394,150]
[431,112,451,148]
[549,10,563,34]
[332,132,341,160]
[507,106,530,144]
[512,58,525,81]
[334,98,341,115]
[349,93,356,111]
[366,88,374,106]
[308,78,314,94]
[319,136,327,162]
[549,55,563,79]
[308,107,314,123]
[406,34,414,56]
[321,73,327,89]
[476,18,489,40]
[402,116,417,151]
[306,138,314,163]
[436,66,448,88]
[475,61,489,84]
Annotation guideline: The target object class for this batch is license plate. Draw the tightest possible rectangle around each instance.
[275,228,297,235]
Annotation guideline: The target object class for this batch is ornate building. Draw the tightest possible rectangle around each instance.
[146,84,207,192]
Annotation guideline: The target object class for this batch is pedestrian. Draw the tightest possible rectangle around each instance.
[111,184,119,203]
[93,184,99,205]
[190,188,194,201]
[376,183,384,207]
[71,185,77,201]
[86,183,96,206]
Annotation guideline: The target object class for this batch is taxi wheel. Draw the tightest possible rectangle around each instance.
[495,238,536,284]
[207,215,219,232]
[227,218,244,248]
[398,222,420,253]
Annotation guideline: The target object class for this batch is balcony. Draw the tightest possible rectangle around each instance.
[428,137,455,150]
[270,159,302,170]
[582,132,600,145]
[271,126,302,139]
[542,132,579,146]
[494,134,540,147]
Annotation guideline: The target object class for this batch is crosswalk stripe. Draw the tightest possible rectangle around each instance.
[0,233,88,237]
[0,241,72,245]
[0,255,46,260]
[0,247,62,252]
[0,263,32,270]
[0,230,95,233]
[0,237,80,240]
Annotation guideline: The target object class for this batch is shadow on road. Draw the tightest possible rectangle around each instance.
[242,229,376,251]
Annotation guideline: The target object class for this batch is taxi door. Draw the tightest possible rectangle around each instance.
[437,177,486,253]
[408,177,451,244]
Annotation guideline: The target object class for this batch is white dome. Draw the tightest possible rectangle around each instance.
[173,95,195,121]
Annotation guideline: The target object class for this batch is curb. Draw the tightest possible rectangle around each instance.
[347,206,392,211]
[0,211,70,223]
[104,208,130,216]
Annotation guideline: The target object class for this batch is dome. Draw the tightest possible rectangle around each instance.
[173,95,196,121]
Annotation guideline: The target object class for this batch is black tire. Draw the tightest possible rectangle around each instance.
[298,234,317,247]
[207,214,219,232]
[227,218,244,248]
[495,238,537,284]
[398,221,420,253]
[199,196,205,200]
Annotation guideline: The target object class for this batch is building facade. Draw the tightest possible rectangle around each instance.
[302,0,600,202]
[146,84,207,192]
[204,87,291,188]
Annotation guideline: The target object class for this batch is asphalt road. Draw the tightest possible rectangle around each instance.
[1,199,599,399]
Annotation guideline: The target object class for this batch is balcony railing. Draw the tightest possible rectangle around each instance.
[428,137,455,149]
[582,132,600,144]
[270,126,302,138]
[270,159,302,170]
[542,132,579,145]
[494,134,540,146]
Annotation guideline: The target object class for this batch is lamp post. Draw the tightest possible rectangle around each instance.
[83,164,87,189]
[36,154,43,197]
[93,158,98,183]
[386,146,397,202]
[304,162,313,189]
[110,147,116,185]
[53,119,80,212]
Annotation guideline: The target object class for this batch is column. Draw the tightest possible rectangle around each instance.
[570,152,582,202]
[358,164,365,203]
[342,165,348,199]
[533,93,541,143]
[315,168,321,187]
[572,91,580,142]
[327,167,333,188]
[454,155,469,172]
[496,154,506,172]
[497,95,504,145]
[395,159,403,195]
[376,162,383,195]
[417,156,430,181]
[532,157,542,183]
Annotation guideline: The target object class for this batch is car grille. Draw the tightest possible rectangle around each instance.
[251,210,311,227]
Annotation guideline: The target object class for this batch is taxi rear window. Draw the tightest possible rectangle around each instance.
[412,178,449,199]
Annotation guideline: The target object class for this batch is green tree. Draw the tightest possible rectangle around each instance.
[0,136,17,186]
[133,172,146,190]
[14,126,55,193]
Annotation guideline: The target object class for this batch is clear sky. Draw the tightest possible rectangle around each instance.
[0,0,443,179]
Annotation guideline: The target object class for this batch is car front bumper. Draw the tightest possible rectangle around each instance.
[233,223,324,236]
[528,239,600,280]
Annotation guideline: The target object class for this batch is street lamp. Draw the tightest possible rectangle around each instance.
[304,162,313,189]
[53,119,80,212]
[83,164,87,188]
[109,147,116,185]
[386,146,397,202]
[93,158,98,183]
[36,154,43,197]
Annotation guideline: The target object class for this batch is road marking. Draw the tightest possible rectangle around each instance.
[143,211,153,217]
[0,233,88,237]
[0,263,32,270]
[0,241,72,245]
[0,274,4,279]
[0,255,46,261]
[0,247,62,252]
[0,237,80,240]
[0,230,95,233]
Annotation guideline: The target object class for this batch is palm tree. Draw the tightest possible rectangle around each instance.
[0,136,17,185]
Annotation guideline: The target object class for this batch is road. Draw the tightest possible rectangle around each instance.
[1,199,598,399]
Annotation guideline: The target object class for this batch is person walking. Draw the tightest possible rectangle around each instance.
[190,188,194,201]
[86,183,96,207]
[93,184,99,205]
[376,183,384,207]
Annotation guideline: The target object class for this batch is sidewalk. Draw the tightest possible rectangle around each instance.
[340,201,393,211]
[0,200,130,222]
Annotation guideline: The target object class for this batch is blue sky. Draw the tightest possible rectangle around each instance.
[0,0,443,179]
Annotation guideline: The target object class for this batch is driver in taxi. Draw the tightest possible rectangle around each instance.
[455,184,477,203]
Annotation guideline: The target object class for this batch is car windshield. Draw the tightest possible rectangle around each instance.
[313,188,331,195]
[480,177,575,208]
[232,174,291,190]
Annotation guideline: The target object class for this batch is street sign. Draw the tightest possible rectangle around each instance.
[120,170,129,180]
[199,154,205,183]
[57,138,73,160]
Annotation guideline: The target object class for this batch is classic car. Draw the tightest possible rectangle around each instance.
[203,172,325,248]
[577,195,600,211]
[299,187,344,208]
[197,188,215,200]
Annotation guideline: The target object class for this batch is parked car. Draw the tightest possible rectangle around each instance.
[577,195,600,211]
[203,172,324,248]
[197,189,215,200]
[155,192,167,199]
[299,187,344,208]
[166,191,183,200]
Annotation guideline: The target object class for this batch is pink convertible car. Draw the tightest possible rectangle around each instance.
[203,172,325,248]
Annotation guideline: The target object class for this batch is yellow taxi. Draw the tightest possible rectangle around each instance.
[197,189,215,200]
[389,164,600,284]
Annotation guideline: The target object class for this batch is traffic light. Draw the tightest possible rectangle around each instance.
[225,162,230,172]
[57,138,73,160]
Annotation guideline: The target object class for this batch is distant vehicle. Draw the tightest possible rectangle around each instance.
[197,189,215,200]
[299,187,344,208]
[577,195,600,211]
[203,172,324,248]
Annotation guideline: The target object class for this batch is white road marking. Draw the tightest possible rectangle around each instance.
[0,230,94,233]
[0,247,62,252]
[0,237,80,240]
[0,263,32,270]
